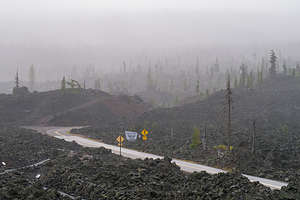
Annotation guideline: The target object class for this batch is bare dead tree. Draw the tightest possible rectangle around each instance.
[202,123,207,150]
[251,120,256,154]
[226,74,232,148]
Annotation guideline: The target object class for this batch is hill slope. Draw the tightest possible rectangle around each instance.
[138,75,300,133]
[77,76,300,181]
[0,89,149,126]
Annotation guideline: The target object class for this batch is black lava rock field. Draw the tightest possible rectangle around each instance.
[0,127,300,200]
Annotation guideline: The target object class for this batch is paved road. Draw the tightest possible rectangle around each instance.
[31,126,288,190]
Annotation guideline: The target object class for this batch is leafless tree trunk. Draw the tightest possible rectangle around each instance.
[251,120,256,154]
[226,74,232,148]
[202,124,207,150]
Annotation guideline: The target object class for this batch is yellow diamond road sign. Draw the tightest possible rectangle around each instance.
[142,135,147,141]
[117,136,124,143]
[141,129,148,136]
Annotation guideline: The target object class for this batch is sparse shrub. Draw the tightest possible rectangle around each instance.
[190,127,201,149]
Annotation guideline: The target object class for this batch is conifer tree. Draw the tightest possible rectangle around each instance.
[292,68,296,77]
[61,76,66,91]
[190,127,201,148]
[196,80,200,95]
[123,61,127,73]
[296,64,300,75]
[206,89,210,97]
[247,71,254,89]
[269,50,277,76]
[239,64,247,87]
[260,66,264,83]
[174,96,179,106]
[15,70,20,89]
[234,76,238,88]
[257,68,260,85]
[183,77,188,91]
[195,57,200,76]
[29,65,35,91]
[282,60,287,75]
[94,78,101,90]
[169,79,175,93]
[214,58,220,73]
[147,67,153,90]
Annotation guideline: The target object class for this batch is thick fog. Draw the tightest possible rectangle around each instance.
[1,0,300,81]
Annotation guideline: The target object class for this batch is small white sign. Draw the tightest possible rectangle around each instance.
[1,162,6,166]
[125,131,138,142]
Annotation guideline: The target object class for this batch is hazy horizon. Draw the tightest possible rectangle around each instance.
[1,0,300,81]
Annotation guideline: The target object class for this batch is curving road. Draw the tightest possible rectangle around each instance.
[31,126,288,190]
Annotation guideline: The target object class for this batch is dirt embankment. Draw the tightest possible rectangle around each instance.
[0,89,150,127]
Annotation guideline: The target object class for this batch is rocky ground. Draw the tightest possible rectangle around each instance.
[71,76,300,182]
[1,127,300,199]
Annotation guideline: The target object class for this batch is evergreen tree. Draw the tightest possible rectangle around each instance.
[247,71,254,89]
[123,61,127,73]
[190,127,201,148]
[257,68,263,85]
[282,60,287,75]
[260,58,265,77]
[15,70,20,89]
[206,89,210,97]
[296,64,300,75]
[183,77,188,91]
[234,76,238,88]
[169,79,175,93]
[196,80,200,95]
[260,66,264,83]
[214,58,220,73]
[174,96,179,106]
[239,64,247,87]
[29,65,35,91]
[147,67,153,90]
[108,81,113,94]
[269,50,277,76]
[61,76,66,91]
[94,78,101,90]
[292,68,296,77]
[195,57,200,76]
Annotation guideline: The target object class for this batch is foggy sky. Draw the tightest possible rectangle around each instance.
[1,0,300,81]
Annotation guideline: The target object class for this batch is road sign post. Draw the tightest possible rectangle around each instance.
[116,135,124,157]
[141,129,149,151]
